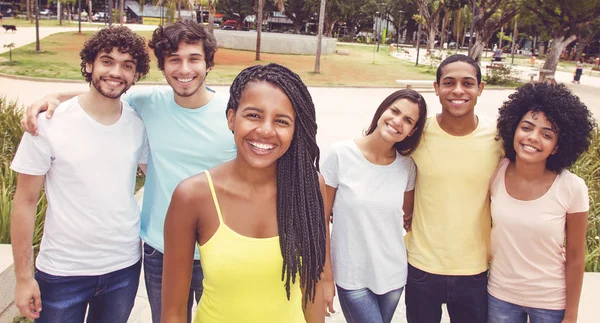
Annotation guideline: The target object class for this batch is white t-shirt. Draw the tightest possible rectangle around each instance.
[488,158,589,309]
[11,97,149,276]
[321,140,416,294]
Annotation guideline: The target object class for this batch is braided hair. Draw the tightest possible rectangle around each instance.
[226,63,326,306]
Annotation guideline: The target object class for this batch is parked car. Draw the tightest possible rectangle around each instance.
[448,41,457,48]
[40,9,52,16]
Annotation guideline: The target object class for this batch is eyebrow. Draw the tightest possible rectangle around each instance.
[241,106,294,122]
[521,120,556,133]
[167,52,204,57]
[98,53,136,65]
[443,76,477,81]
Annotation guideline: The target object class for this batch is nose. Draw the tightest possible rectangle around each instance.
[452,83,465,95]
[109,63,125,78]
[180,59,191,73]
[256,120,275,137]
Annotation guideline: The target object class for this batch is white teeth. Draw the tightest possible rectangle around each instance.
[106,80,121,86]
[386,124,400,134]
[451,100,466,104]
[249,141,275,150]
[177,78,193,83]
[522,144,539,152]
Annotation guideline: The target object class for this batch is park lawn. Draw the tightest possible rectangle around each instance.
[0,30,431,86]
[1,17,83,27]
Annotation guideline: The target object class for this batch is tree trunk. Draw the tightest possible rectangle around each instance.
[574,39,591,62]
[68,4,72,23]
[177,0,181,21]
[314,0,326,73]
[108,0,112,26]
[88,0,92,23]
[255,0,263,61]
[427,27,436,53]
[30,0,34,22]
[469,38,486,62]
[119,0,124,24]
[207,1,215,34]
[440,8,450,48]
[58,1,62,25]
[541,35,578,77]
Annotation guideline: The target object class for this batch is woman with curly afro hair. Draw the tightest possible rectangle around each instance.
[487,83,596,323]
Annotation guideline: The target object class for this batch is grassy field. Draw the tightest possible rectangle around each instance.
[1,17,84,28]
[0,31,432,86]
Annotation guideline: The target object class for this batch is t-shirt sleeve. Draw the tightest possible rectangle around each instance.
[321,145,339,188]
[10,119,52,175]
[121,87,148,115]
[406,157,416,191]
[567,175,589,214]
[138,130,150,165]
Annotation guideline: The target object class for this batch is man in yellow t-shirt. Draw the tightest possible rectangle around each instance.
[404,54,502,323]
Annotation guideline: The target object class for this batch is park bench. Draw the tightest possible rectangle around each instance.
[395,80,433,89]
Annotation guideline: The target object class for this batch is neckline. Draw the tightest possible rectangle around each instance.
[501,161,560,203]
[433,114,480,138]
[351,139,398,167]
[76,96,124,129]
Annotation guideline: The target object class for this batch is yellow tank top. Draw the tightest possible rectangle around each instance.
[194,171,306,323]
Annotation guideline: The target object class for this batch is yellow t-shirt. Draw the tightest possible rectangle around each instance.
[406,116,502,275]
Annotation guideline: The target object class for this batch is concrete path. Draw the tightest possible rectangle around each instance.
[2,27,600,323]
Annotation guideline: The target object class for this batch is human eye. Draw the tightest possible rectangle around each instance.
[390,108,400,115]
[276,119,291,126]
[245,113,260,119]
[404,117,414,125]
[464,81,474,87]
[125,64,134,70]
[521,125,531,131]
[102,59,111,65]
[543,132,554,140]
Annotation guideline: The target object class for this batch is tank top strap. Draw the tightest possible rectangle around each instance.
[203,170,224,224]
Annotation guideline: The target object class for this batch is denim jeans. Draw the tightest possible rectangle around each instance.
[336,285,404,323]
[143,242,203,323]
[488,293,565,323]
[34,260,141,323]
[405,263,488,323]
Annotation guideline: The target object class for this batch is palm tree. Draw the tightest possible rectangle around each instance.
[255,0,284,61]
[199,0,217,33]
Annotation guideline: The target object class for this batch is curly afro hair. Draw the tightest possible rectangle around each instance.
[496,82,596,173]
[148,20,217,71]
[79,26,150,83]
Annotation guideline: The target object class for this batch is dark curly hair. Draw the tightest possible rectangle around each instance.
[436,54,481,85]
[79,26,150,83]
[148,20,217,71]
[496,83,596,173]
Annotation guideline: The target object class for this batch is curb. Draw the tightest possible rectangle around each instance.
[0,72,518,91]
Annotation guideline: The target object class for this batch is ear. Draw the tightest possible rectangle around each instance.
[551,145,558,155]
[433,82,440,96]
[85,62,93,74]
[477,81,485,96]
[226,108,236,133]
[408,126,418,137]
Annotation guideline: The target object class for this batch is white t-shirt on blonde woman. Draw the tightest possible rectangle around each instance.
[11,97,149,276]
[321,140,416,294]
[488,158,589,310]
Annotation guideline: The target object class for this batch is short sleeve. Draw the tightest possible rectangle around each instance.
[406,157,416,191]
[567,175,589,214]
[138,130,149,165]
[10,120,53,175]
[121,87,153,115]
[320,145,340,188]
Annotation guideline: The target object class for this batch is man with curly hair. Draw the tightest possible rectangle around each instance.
[21,20,236,323]
[10,26,150,323]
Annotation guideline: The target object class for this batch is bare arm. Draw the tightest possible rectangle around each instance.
[563,211,588,323]
[161,180,201,323]
[402,190,415,232]
[22,91,84,136]
[11,173,45,319]
[322,183,336,315]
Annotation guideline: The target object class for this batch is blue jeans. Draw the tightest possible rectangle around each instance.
[336,285,404,323]
[488,293,565,323]
[34,260,141,323]
[405,263,488,323]
[143,242,203,323]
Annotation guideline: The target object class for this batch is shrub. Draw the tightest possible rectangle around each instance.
[0,98,47,249]
[484,64,522,86]
[570,129,600,272]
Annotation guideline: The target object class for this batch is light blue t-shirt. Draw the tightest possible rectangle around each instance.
[122,86,236,258]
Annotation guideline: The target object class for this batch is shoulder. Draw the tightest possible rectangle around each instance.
[559,169,588,193]
[123,86,172,109]
[172,172,213,208]
[477,115,497,131]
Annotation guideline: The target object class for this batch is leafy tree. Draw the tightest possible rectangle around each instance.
[415,0,444,52]
[256,0,284,60]
[524,0,600,73]
[284,0,317,34]
[216,0,254,27]
[467,0,519,62]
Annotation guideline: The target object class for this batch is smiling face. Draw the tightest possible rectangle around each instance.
[86,47,138,99]
[375,98,420,144]
[227,81,296,170]
[434,61,484,119]
[162,42,209,99]
[513,111,559,165]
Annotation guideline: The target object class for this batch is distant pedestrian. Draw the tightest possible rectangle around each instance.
[572,58,584,84]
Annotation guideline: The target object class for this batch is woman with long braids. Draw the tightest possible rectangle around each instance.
[161,63,326,323]
[321,89,427,323]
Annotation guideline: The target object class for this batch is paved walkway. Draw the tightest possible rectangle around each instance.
[2,27,600,323]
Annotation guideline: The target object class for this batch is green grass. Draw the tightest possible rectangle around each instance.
[2,17,84,28]
[0,31,432,86]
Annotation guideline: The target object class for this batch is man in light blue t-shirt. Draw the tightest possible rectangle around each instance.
[22,21,236,323]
